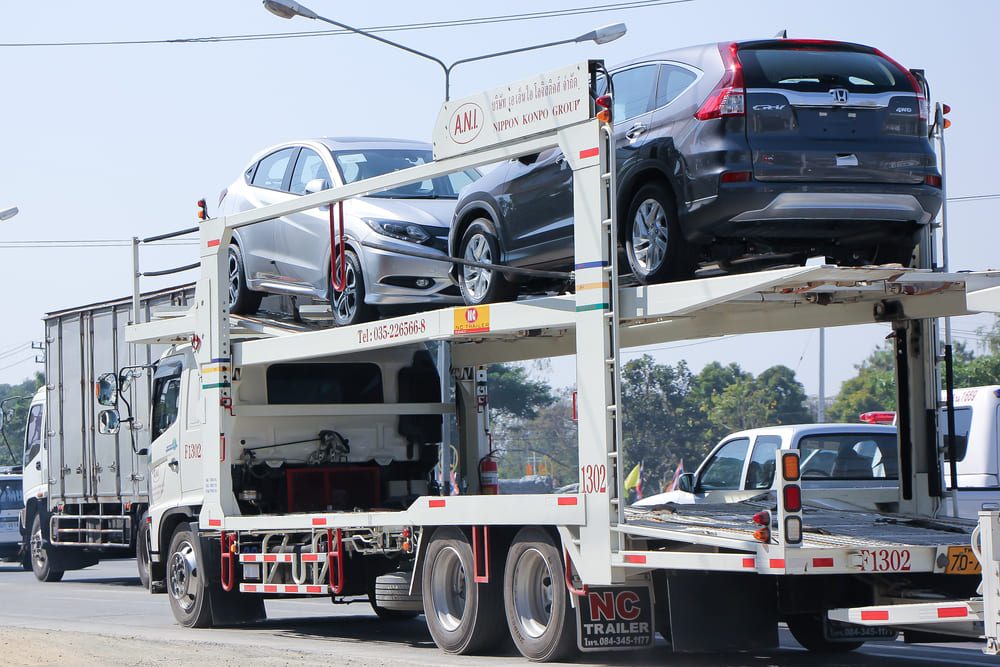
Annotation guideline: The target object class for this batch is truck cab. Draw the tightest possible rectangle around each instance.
[942,385,1000,517]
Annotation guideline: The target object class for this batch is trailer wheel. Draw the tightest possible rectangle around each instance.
[503,527,576,662]
[421,527,504,654]
[786,613,863,653]
[137,514,151,590]
[369,572,421,620]
[30,513,63,582]
[166,527,212,628]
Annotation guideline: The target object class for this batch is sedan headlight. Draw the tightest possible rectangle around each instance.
[364,219,431,245]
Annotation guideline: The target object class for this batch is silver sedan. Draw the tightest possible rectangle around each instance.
[219,137,480,325]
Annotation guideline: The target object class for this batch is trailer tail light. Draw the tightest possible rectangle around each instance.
[695,42,745,120]
[783,484,802,512]
[595,95,612,124]
[753,526,771,543]
[784,516,803,544]
[197,198,209,221]
[781,452,800,482]
[752,510,770,526]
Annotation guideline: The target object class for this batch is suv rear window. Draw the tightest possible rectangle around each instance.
[267,363,383,404]
[738,47,912,93]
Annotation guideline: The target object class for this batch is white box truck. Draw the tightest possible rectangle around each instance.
[20,285,194,583]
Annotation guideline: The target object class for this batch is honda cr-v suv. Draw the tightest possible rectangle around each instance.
[449,39,942,305]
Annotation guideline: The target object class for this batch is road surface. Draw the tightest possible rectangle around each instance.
[0,559,993,666]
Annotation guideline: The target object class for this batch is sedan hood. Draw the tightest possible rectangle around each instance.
[349,197,458,229]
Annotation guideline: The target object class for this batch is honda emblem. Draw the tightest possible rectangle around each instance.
[830,88,849,104]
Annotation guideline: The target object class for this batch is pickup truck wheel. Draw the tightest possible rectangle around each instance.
[786,613,863,652]
[458,219,516,306]
[624,183,694,284]
[503,527,576,662]
[30,513,63,582]
[228,245,263,315]
[422,527,504,654]
[166,527,213,628]
[137,514,151,590]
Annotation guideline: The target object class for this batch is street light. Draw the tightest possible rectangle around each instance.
[262,0,626,100]
[0,206,18,222]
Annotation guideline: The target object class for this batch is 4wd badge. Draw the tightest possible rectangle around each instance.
[454,305,490,334]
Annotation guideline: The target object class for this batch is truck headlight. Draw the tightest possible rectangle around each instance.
[364,219,431,245]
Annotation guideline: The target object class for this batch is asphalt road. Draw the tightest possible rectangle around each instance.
[0,558,994,666]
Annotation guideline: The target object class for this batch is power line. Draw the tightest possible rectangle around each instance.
[0,240,197,248]
[0,0,694,48]
[948,193,1000,203]
[0,354,38,373]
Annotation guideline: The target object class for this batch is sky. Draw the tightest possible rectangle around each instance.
[0,0,997,400]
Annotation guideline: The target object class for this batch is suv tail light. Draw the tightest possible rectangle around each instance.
[695,42,745,121]
[874,48,928,122]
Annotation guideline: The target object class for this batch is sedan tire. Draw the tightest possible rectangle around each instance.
[228,245,263,315]
[329,250,377,327]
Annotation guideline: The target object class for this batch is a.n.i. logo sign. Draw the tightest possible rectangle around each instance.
[448,102,483,144]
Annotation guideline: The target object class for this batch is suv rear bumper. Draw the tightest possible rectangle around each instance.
[681,182,942,245]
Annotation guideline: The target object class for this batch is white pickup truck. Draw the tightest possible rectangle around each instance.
[940,385,1000,517]
[634,423,901,512]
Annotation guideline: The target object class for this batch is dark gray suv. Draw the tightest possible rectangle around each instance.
[449,39,942,305]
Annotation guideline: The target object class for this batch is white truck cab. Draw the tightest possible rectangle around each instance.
[942,385,1000,516]
[634,423,899,511]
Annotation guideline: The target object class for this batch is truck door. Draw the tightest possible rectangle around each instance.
[147,356,184,507]
[21,400,45,500]
[180,368,205,496]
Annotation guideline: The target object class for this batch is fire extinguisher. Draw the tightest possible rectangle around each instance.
[479,452,499,495]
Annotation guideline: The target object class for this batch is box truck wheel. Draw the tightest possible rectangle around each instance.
[30,513,63,582]
[421,527,504,654]
[786,613,863,652]
[503,527,576,662]
[137,513,151,591]
[166,527,213,627]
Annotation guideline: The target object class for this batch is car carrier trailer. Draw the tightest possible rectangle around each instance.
[100,60,1000,659]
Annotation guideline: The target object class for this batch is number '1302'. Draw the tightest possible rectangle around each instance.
[580,464,607,493]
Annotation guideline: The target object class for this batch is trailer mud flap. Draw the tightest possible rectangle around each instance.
[575,585,655,652]
[667,573,778,652]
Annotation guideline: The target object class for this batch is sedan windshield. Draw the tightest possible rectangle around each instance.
[331,148,478,199]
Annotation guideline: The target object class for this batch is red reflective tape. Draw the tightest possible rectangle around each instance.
[242,554,259,562]
[263,585,278,593]
[306,585,324,594]
[557,496,578,506]
[243,584,258,592]
[207,239,221,247]
[812,557,834,568]
[579,147,599,159]
[742,557,755,569]
[263,555,278,563]
[429,499,446,508]
[208,519,221,527]
[623,554,647,564]
[769,558,785,569]
[302,554,320,562]
[312,517,327,526]
[861,610,889,621]
[283,585,298,593]
[938,606,968,619]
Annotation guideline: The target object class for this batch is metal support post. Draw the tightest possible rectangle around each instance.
[978,509,1000,655]
[131,237,141,326]
[562,119,620,585]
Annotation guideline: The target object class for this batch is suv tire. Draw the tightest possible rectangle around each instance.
[624,183,695,284]
[458,219,516,306]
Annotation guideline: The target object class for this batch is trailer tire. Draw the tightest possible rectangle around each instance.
[421,527,504,654]
[30,513,63,582]
[137,513,151,590]
[166,526,213,628]
[503,527,576,662]
[370,572,422,620]
[786,613,864,653]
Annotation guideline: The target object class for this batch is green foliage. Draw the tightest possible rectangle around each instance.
[0,373,44,467]
[486,363,555,420]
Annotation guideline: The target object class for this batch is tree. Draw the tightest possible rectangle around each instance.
[827,345,897,422]
[487,363,555,420]
[0,373,44,467]
[706,365,811,435]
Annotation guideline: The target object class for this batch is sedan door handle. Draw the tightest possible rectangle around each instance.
[625,123,647,141]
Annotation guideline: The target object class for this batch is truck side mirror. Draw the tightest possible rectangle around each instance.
[676,473,696,493]
[98,409,121,435]
[96,373,118,407]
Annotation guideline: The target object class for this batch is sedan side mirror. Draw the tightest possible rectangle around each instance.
[96,373,118,407]
[304,178,330,195]
[98,409,121,435]
[676,473,696,493]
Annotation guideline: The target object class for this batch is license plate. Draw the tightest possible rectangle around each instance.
[945,546,981,575]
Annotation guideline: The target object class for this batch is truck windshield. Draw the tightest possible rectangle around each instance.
[331,148,479,199]
[798,433,898,480]
[0,480,22,510]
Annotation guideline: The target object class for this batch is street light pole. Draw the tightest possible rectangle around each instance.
[263,0,625,100]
